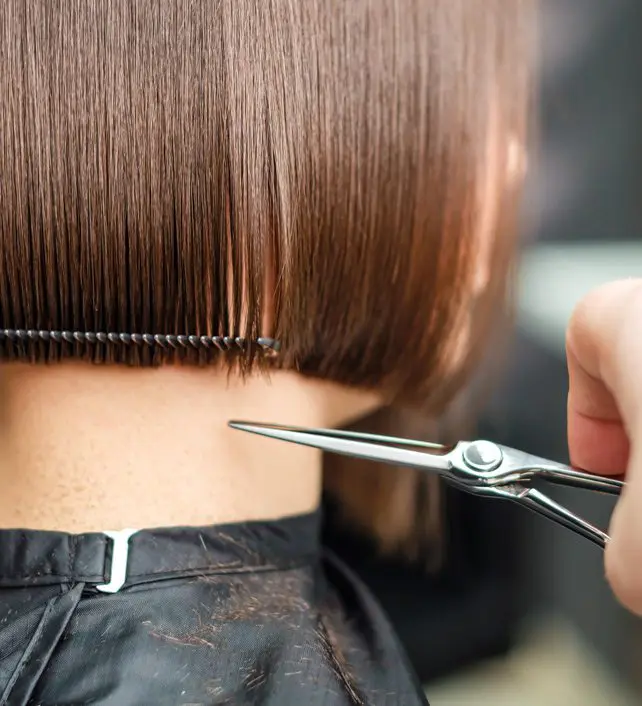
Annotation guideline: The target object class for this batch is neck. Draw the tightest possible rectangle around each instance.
[0,362,377,533]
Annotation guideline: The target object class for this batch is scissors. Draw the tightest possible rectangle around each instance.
[229,421,624,549]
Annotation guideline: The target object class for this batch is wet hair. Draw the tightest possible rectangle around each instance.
[0,0,532,553]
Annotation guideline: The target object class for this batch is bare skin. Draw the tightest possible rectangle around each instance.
[0,117,521,535]
[567,278,642,615]
[0,362,379,532]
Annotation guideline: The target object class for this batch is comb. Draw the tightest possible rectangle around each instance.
[0,329,280,355]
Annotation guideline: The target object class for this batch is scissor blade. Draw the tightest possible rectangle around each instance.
[228,421,453,473]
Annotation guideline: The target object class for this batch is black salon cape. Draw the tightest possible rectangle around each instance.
[0,513,428,705]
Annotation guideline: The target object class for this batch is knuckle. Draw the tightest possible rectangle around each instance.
[566,285,608,352]
[566,279,642,371]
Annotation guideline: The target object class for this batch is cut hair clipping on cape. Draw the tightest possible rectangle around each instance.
[0,329,280,356]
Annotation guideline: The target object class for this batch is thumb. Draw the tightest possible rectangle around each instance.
[605,463,642,615]
[567,279,642,614]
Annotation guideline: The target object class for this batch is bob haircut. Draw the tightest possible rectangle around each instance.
[0,0,532,553]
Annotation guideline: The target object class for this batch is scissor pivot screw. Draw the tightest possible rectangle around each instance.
[463,441,503,472]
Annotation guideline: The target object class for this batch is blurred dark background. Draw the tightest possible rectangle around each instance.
[324,0,642,702]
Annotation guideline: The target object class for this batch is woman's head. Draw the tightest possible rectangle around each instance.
[0,0,532,412]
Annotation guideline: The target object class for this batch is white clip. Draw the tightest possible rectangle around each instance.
[96,529,138,594]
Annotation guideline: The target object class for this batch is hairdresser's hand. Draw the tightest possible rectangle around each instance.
[567,279,642,614]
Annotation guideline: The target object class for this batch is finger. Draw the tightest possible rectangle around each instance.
[606,446,642,616]
[566,401,630,476]
[566,279,642,463]
[567,278,642,614]
[567,342,629,474]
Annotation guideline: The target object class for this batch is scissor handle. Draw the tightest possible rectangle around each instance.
[516,487,610,548]
[536,467,624,495]
[481,443,626,496]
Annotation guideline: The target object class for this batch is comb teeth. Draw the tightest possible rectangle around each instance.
[0,329,281,355]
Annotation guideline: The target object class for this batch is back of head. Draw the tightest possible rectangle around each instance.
[0,0,533,550]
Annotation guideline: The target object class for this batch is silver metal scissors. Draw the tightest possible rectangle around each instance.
[229,421,624,549]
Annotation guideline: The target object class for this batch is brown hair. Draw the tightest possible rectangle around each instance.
[0,0,532,553]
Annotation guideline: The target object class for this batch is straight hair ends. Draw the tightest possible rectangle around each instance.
[0,1,533,557]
